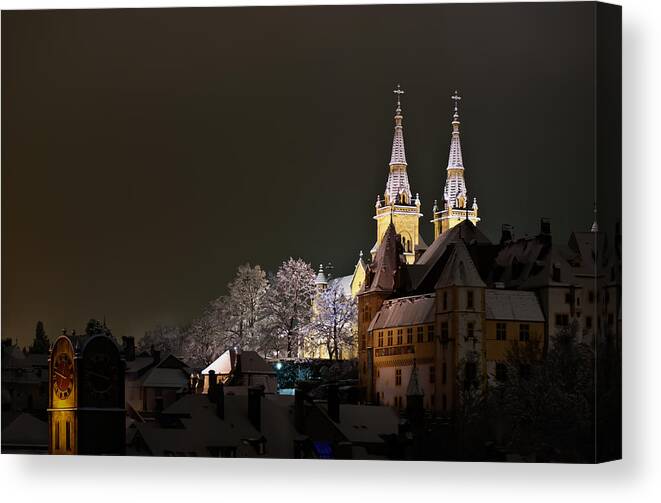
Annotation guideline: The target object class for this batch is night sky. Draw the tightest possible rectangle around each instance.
[2,3,610,346]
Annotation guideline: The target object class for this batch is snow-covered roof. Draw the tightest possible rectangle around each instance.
[142,368,189,389]
[201,348,237,375]
[368,294,435,331]
[1,412,48,448]
[328,274,353,298]
[326,404,399,445]
[485,289,545,322]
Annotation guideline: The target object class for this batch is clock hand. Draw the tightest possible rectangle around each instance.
[86,370,111,381]
[54,370,70,380]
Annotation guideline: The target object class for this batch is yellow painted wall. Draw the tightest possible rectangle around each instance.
[484,320,544,362]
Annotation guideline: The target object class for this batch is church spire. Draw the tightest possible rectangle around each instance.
[431,90,480,238]
[447,90,464,169]
[390,84,407,166]
[384,84,412,206]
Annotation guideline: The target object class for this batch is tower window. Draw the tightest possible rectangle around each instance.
[586,316,593,329]
[443,292,448,311]
[429,366,436,383]
[467,322,475,340]
[441,322,449,341]
[519,324,530,342]
[467,291,474,309]
[589,291,595,303]
[496,323,507,341]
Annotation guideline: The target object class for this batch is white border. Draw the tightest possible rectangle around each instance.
[1,1,659,502]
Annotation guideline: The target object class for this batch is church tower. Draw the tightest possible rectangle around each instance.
[431,91,480,239]
[372,85,425,265]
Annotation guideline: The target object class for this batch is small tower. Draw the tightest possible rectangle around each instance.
[372,85,426,264]
[431,91,481,239]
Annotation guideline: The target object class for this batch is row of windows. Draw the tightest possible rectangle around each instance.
[376,325,434,347]
[377,393,448,411]
[495,323,530,342]
[555,313,615,329]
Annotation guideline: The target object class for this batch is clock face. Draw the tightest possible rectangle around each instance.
[53,353,74,400]
[84,352,117,399]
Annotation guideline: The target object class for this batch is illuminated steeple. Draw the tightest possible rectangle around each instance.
[384,84,412,205]
[431,91,480,239]
[372,84,425,265]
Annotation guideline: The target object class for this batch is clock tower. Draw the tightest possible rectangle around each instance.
[48,331,125,455]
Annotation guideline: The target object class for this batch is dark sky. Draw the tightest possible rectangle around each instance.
[2,3,607,346]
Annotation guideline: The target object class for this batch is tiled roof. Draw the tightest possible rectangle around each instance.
[368,294,435,331]
[485,289,545,322]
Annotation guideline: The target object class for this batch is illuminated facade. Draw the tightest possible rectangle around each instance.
[372,85,426,265]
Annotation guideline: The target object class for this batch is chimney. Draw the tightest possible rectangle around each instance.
[500,224,514,244]
[122,336,135,361]
[248,386,263,431]
[216,380,225,419]
[295,386,306,433]
[150,345,161,364]
[208,370,217,402]
[327,384,340,423]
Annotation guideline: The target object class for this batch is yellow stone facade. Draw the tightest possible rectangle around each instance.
[374,202,422,265]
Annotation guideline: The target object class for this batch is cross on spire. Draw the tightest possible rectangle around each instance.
[451,90,461,112]
[393,84,404,108]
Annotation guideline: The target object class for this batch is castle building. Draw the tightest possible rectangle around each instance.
[372,85,427,265]
[357,89,621,415]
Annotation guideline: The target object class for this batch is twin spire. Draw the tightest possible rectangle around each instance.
[389,84,407,166]
[383,84,413,206]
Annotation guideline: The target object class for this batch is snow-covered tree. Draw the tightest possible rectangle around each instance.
[139,324,188,356]
[28,321,50,354]
[224,263,270,351]
[265,258,316,358]
[310,281,357,360]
